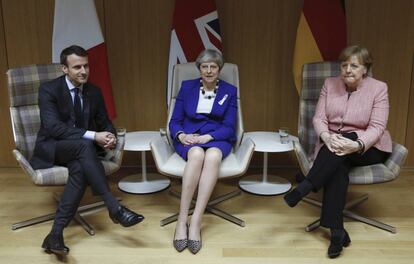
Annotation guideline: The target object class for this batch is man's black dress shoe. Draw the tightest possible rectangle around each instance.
[41,233,69,256]
[109,205,144,227]
[283,189,302,207]
[328,229,351,258]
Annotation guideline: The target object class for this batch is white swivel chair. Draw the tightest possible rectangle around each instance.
[150,62,255,227]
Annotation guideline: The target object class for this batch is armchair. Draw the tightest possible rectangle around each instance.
[7,64,125,236]
[150,62,255,227]
[294,61,408,233]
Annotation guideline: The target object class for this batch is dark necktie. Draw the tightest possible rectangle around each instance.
[73,87,84,128]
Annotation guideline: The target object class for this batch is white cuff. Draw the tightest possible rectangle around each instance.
[83,130,96,140]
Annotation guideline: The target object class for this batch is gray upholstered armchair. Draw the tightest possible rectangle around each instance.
[7,64,125,235]
[150,62,255,227]
[294,61,408,233]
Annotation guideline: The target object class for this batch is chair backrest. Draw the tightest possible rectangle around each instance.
[166,62,244,149]
[7,64,63,159]
[297,62,408,184]
[298,62,341,160]
[298,61,377,160]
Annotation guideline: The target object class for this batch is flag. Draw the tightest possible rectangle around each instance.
[292,0,347,94]
[52,0,116,119]
[167,0,223,105]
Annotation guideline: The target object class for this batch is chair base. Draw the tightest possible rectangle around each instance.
[11,193,122,236]
[160,189,245,227]
[302,193,396,234]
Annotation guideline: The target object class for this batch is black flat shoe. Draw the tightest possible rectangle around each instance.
[41,233,69,256]
[328,229,351,258]
[283,189,302,207]
[110,205,144,227]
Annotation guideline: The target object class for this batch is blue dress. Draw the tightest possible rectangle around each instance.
[169,78,238,160]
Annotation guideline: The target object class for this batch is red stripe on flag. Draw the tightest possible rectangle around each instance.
[87,43,117,119]
[303,0,347,60]
[206,30,222,51]
[173,0,217,61]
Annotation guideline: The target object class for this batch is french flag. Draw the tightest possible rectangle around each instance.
[52,0,116,119]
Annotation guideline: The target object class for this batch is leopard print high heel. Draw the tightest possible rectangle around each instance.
[188,230,202,254]
[173,224,188,252]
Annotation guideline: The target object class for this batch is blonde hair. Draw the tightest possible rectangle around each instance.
[338,45,373,73]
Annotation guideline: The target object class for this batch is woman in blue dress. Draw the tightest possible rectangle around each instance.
[169,49,237,254]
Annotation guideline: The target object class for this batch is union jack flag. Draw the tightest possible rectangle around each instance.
[167,0,223,105]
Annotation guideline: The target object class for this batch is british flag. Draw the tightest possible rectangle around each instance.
[167,0,223,105]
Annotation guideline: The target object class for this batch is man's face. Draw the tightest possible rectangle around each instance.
[62,54,89,86]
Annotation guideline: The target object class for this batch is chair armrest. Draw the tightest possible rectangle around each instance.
[159,128,167,137]
[234,137,255,172]
[384,142,408,177]
[12,149,37,184]
[104,132,125,167]
[293,140,312,175]
[150,136,175,171]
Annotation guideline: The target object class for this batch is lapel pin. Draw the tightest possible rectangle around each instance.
[218,94,228,105]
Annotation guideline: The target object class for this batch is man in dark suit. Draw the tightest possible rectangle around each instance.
[31,45,144,256]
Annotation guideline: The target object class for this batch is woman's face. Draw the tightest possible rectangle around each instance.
[200,62,219,85]
[340,55,367,88]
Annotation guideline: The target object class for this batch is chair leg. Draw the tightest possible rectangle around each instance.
[77,200,107,215]
[343,209,396,233]
[160,207,196,226]
[74,197,122,235]
[302,193,396,233]
[207,190,242,206]
[11,193,122,236]
[73,213,95,236]
[345,193,368,209]
[10,193,64,231]
[160,189,245,227]
[302,196,323,208]
[169,190,183,200]
[11,212,57,231]
[205,190,245,227]
[305,218,321,232]
[302,196,322,232]
[160,190,200,226]
[205,204,245,227]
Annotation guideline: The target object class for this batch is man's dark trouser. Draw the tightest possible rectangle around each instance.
[52,139,110,231]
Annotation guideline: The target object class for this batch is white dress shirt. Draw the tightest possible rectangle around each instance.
[65,76,95,140]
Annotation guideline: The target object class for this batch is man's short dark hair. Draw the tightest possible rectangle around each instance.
[60,45,88,66]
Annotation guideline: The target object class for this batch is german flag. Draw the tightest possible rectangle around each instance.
[292,0,347,94]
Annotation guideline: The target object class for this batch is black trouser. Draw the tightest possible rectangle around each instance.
[306,133,388,229]
[52,139,110,230]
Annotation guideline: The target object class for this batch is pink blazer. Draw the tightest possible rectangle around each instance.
[313,76,392,158]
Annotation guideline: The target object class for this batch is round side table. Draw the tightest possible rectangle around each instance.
[118,131,170,194]
[239,131,293,195]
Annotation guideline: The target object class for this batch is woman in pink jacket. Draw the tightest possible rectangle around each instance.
[284,45,392,258]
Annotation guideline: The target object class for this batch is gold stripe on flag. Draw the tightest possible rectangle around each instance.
[292,13,323,94]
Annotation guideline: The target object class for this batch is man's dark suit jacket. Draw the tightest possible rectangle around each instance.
[30,75,115,170]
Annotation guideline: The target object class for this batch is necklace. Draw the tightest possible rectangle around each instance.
[200,80,218,99]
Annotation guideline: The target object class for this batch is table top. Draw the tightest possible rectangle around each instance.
[124,131,160,151]
[245,131,294,153]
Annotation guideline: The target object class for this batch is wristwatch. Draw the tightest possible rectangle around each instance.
[356,139,364,153]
